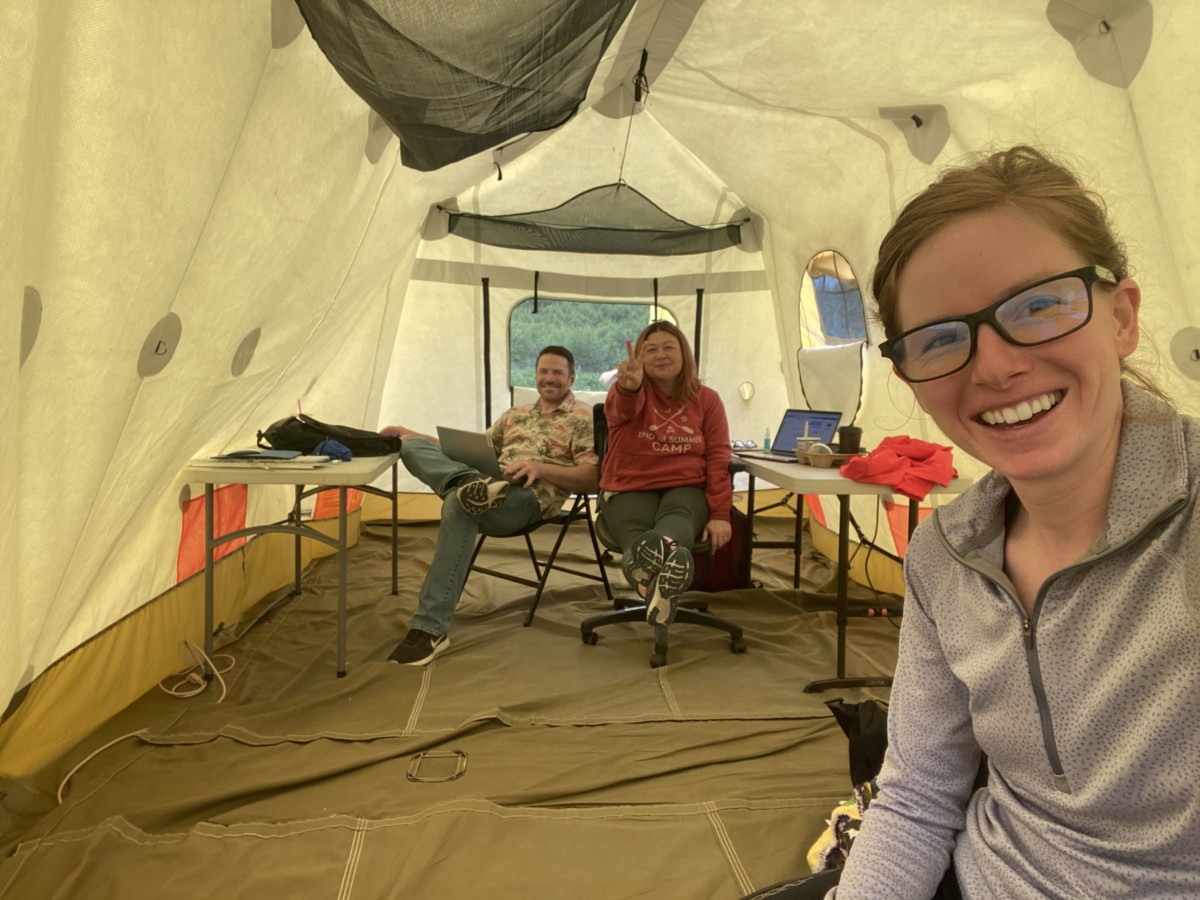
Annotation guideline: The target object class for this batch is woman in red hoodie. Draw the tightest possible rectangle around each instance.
[600,321,733,625]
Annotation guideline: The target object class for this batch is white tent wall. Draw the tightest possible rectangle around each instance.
[5,0,1199,782]
[640,0,1200,550]
[7,4,282,732]
[2,2,489,773]
[2,5,32,728]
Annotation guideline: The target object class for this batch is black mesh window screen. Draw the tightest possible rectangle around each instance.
[295,0,638,171]
[444,183,747,255]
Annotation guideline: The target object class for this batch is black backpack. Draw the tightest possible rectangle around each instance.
[257,414,401,457]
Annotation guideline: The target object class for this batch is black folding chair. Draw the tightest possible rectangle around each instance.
[468,492,612,626]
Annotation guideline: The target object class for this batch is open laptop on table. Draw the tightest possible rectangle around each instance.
[437,426,505,479]
[734,409,842,463]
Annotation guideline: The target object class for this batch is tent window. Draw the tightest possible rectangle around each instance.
[509,298,676,392]
[799,250,867,347]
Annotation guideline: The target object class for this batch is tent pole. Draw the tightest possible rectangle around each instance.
[482,277,491,425]
[694,287,704,368]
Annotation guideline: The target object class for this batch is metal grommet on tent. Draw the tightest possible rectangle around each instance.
[137,313,182,378]
[1170,326,1200,381]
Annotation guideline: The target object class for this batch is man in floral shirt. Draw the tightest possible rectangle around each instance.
[380,346,597,665]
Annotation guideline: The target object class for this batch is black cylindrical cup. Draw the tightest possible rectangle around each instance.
[837,425,862,454]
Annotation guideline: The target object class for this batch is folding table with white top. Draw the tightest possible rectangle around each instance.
[180,453,400,677]
[739,456,971,692]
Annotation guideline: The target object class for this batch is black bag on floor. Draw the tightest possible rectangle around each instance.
[257,414,401,457]
[693,506,754,592]
[827,697,890,786]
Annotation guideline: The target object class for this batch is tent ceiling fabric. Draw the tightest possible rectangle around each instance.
[294,0,638,171]
[443,182,747,255]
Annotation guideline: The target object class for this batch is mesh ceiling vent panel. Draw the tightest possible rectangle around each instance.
[295,0,638,171]
[443,183,747,255]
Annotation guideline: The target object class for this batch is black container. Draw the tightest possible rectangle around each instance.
[837,425,862,454]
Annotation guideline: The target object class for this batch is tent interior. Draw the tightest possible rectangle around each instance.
[4,0,1199,895]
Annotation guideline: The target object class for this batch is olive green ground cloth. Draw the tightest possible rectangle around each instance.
[1,516,898,899]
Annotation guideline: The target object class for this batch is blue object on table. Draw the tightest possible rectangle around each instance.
[313,439,352,461]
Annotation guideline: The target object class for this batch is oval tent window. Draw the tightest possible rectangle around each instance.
[800,250,866,347]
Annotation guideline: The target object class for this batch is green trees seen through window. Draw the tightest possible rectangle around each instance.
[509,298,676,391]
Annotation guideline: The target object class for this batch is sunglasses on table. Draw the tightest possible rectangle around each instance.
[879,265,1118,383]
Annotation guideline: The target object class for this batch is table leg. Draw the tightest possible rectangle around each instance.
[793,494,803,589]
[391,463,399,596]
[203,483,215,677]
[746,474,804,588]
[804,494,893,693]
[293,486,303,596]
[836,494,848,677]
[338,486,348,677]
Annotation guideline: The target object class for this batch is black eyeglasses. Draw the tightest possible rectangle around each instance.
[879,265,1118,383]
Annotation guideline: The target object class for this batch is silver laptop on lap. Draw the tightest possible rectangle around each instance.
[436,426,504,479]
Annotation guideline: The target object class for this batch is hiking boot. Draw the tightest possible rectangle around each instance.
[646,546,694,626]
[456,478,509,516]
[622,530,667,589]
[388,628,449,666]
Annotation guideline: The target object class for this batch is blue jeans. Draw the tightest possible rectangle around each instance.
[401,439,543,635]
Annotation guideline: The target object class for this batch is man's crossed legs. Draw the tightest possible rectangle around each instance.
[389,438,543,665]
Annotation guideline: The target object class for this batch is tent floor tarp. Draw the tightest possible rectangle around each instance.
[0,514,898,898]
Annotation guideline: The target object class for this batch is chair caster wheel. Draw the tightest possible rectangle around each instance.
[731,638,747,654]
[650,652,667,668]
[582,631,599,645]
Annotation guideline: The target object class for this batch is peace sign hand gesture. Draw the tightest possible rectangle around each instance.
[616,339,644,392]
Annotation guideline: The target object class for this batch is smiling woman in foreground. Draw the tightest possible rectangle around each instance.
[750,146,1200,899]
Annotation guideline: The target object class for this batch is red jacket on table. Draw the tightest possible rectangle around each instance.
[600,381,733,522]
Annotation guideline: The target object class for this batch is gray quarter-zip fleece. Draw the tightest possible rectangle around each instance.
[837,383,1200,899]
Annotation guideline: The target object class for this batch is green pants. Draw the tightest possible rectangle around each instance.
[599,485,709,554]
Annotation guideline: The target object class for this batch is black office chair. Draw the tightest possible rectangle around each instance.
[581,403,747,667]
[468,491,612,627]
